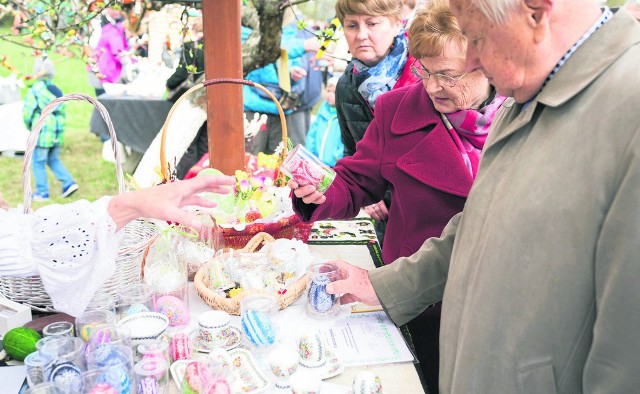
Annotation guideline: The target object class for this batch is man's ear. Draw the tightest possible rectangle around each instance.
[522,0,553,42]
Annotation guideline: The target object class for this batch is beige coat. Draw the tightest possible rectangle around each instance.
[370,9,640,394]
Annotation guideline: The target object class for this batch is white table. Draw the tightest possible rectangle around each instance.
[170,222,425,393]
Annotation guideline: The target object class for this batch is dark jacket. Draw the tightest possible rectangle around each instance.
[335,57,419,157]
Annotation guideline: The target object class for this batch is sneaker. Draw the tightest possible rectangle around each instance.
[61,183,78,198]
[32,192,49,202]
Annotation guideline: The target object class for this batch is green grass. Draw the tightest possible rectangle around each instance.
[0,18,119,208]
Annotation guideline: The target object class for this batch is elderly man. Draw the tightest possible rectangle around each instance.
[327,0,640,392]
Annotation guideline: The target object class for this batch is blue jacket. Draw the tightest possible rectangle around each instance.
[243,24,306,115]
[305,101,343,167]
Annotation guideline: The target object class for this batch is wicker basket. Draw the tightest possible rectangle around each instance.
[158,78,311,249]
[0,93,158,312]
[193,232,308,315]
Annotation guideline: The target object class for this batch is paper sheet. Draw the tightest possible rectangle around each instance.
[320,312,415,366]
[0,365,27,393]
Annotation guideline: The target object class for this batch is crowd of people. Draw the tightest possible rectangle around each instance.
[7,0,640,392]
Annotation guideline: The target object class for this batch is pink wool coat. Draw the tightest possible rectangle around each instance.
[294,82,474,264]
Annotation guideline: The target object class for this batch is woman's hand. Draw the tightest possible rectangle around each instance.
[108,174,235,230]
[288,179,326,205]
[325,260,380,305]
[365,200,388,221]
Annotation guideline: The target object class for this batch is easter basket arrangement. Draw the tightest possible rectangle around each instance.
[157,78,312,250]
[193,232,312,315]
[0,94,158,312]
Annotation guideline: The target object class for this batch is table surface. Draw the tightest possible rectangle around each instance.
[89,94,173,153]
[167,219,425,394]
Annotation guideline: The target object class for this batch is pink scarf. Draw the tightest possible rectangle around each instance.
[442,93,507,176]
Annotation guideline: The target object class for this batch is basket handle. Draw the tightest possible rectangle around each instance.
[23,93,125,213]
[242,232,276,252]
[158,78,288,182]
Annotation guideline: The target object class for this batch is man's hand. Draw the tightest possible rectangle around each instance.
[325,260,380,305]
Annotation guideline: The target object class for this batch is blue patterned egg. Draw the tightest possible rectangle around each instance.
[308,274,335,313]
[241,310,276,346]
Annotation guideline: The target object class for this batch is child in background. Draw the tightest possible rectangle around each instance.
[23,52,78,202]
[305,76,343,167]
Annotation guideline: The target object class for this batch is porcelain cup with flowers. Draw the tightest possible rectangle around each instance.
[196,310,232,348]
[268,347,299,388]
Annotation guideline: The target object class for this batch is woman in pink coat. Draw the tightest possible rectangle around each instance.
[290,3,506,391]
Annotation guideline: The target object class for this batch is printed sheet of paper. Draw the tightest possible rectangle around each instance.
[320,312,415,366]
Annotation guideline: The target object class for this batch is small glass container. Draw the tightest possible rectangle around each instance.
[133,357,169,393]
[85,324,132,355]
[24,351,53,387]
[39,337,86,392]
[75,309,116,342]
[136,336,171,365]
[85,344,134,393]
[24,382,65,394]
[116,283,154,320]
[42,321,74,337]
[240,294,278,351]
[85,291,117,314]
[280,144,336,193]
[306,263,341,319]
[152,280,190,327]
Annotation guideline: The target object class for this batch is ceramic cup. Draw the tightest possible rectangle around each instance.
[305,263,341,319]
[289,370,322,394]
[268,348,299,389]
[42,321,74,337]
[24,351,53,387]
[352,371,383,394]
[297,330,326,368]
[240,294,278,351]
[197,310,232,349]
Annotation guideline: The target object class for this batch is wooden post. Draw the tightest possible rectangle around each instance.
[201,0,245,175]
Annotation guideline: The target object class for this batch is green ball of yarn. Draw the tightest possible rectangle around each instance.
[3,327,41,361]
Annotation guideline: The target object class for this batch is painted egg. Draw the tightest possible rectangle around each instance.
[137,377,159,394]
[241,310,275,346]
[169,332,192,362]
[308,274,335,313]
[3,327,41,361]
[155,295,189,326]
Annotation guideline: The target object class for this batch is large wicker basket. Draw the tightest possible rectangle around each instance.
[194,232,308,315]
[0,94,158,312]
[158,78,311,249]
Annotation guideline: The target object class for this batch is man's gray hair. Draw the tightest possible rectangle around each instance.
[470,0,520,25]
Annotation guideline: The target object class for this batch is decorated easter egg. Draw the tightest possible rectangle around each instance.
[88,383,118,394]
[169,332,192,362]
[49,361,82,392]
[155,295,189,326]
[3,327,41,361]
[298,331,326,368]
[137,377,159,394]
[241,310,275,347]
[182,361,210,394]
[203,375,231,394]
[125,303,150,316]
[308,274,335,313]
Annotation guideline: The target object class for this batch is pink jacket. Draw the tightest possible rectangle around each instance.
[294,83,474,264]
[94,23,128,83]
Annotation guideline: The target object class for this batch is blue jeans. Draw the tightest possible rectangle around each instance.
[33,146,74,195]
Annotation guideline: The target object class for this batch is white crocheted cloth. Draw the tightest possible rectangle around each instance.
[0,197,121,316]
[133,99,206,187]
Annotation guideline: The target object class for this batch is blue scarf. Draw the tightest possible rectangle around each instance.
[352,32,409,110]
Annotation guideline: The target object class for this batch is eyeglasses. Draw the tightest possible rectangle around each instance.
[411,59,467,88]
